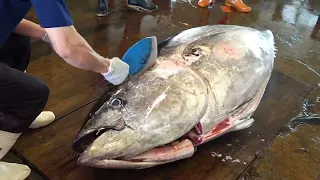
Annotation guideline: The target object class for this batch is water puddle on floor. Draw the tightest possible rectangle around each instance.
[290,98,320,128]
[240,123,320,180]
[240,90,320,180]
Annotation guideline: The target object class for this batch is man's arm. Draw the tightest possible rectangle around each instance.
[27,0,129,85]
[14,19,111,74]
[46,26,129,85]
[13,19,46,40]
[45,26,110,74]
[13,18,128,84]
[13,19,128,84]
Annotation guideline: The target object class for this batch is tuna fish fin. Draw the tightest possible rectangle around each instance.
[231,118,254,132]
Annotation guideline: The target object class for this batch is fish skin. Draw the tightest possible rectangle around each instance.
[73,25,276,169]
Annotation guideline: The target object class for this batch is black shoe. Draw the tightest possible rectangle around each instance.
[127,0,158,12]
[96,0,108,17]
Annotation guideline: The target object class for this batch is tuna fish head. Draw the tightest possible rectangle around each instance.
[72,25,275,169]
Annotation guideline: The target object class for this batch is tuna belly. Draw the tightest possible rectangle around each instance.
[189,77,269,146]
[78,139,195,169]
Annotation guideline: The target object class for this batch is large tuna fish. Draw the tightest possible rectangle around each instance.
[72,25,276,169]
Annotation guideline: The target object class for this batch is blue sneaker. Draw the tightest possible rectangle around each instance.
[96,0,108,17]
[127,0,158,12]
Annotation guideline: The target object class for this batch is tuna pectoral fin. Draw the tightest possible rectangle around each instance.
[78,139,195,169]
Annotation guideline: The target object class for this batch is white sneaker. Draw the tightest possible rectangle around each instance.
[0,161,31,180]
[29,111,56,129]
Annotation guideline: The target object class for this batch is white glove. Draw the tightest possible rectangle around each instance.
[102,57,129,85]
[42,33,54,49]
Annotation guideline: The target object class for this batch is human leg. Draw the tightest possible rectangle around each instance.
[0,33,55,129]
[0,62,50,179]
[0,63,50,133]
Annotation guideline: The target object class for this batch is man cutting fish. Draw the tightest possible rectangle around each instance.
[0,0,129,178]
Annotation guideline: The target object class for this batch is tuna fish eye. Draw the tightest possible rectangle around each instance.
[110,97,126,108]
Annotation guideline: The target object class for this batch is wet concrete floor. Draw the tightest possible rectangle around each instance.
[8,0,320,179]
[240,89,320,180]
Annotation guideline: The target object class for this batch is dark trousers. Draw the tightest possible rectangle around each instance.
[0,33,49,133]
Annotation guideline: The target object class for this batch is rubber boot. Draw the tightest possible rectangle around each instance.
[29,111,56,129]
[96,0,108,17]
[23,70,56,129]
[225,0,251,13]
[0,130,31,180]
[198,0,212,8]
[127,0,158,12]
[0,161,31,180]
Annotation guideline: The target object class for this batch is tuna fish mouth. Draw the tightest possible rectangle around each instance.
[72,86,121,153]
[72,120,126,154]
[72,128,107,154]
